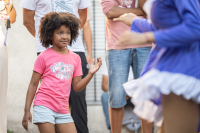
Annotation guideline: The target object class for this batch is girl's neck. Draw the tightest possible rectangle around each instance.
[51,46,69,55]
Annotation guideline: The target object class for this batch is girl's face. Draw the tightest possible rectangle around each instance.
[52,25,71,48]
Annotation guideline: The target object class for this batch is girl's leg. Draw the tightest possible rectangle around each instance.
[140,118,153,133]
[55,122,77,133]
[162,92,199,133]
[157,124,164,133]
[37,123,55,133]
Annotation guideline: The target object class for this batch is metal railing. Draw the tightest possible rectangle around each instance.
[82,0,106,105]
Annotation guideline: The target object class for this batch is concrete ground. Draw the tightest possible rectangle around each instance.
[7,105,157,133]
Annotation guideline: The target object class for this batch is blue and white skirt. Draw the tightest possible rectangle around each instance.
[124,68,200,128]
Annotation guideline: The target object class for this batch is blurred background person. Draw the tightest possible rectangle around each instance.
[100,0,152,132]
[0,0,16,132]
[69,7,94,133]
[83,8,93,65]
[101,59,141,132]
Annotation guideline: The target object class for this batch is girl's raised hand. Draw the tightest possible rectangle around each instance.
[22,111,32,131]
[89,57,102,74]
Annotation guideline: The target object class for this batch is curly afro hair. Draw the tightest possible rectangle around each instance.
[39,12,80,48]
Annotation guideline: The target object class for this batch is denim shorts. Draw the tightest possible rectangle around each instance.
[33,105,74,125]
[106,47,151,108]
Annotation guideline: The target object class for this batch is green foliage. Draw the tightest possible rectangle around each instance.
[7,130,15,133]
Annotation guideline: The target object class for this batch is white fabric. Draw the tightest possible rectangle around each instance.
[102,59,108,76]
[102,59,134,81]
[123,79,139,96]
[135,0,138,8]
[123,68,200,126]
[132,99,163,126]
[20,0,91,53]
[143,0,155,22]
[0,25,8,133]
[0,1,6,14]
[87,8,92,21]
[0,1,4,10]
[0,1,7,20]
[134,69,200,103]
[129,68,134,81]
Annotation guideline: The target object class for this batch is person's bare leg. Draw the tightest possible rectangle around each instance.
[162,92,199,133]
[157,124,164,133]
[109,106,124,133]
[157,127,161,133]
[37,123,55,133]
[140,118,153,133]
[55,122,77,133]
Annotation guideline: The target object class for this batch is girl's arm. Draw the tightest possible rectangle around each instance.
[131,18,157,33]
[72,74,93,92]
[22,71,41,131]
[72,57,102,92]
[115,31,154,47]
[24,71,41,112]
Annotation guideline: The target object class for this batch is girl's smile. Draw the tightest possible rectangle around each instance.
[52,25,71,48]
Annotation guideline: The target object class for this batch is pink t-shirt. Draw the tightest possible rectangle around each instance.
[100,0,152,50]
[33,48,83,114]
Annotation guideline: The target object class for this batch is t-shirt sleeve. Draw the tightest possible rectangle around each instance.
[20,0,37,10]
[73,55,83,77]
[79,0,91,9]
[87,8,93,21]
[100,0,115,14]
[33,55,46,75]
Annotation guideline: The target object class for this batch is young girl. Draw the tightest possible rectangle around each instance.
[22,12,102,133]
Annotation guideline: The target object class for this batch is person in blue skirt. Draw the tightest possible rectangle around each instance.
[114,0,200,133]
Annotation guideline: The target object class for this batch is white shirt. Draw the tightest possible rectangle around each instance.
[20,0,91,53]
